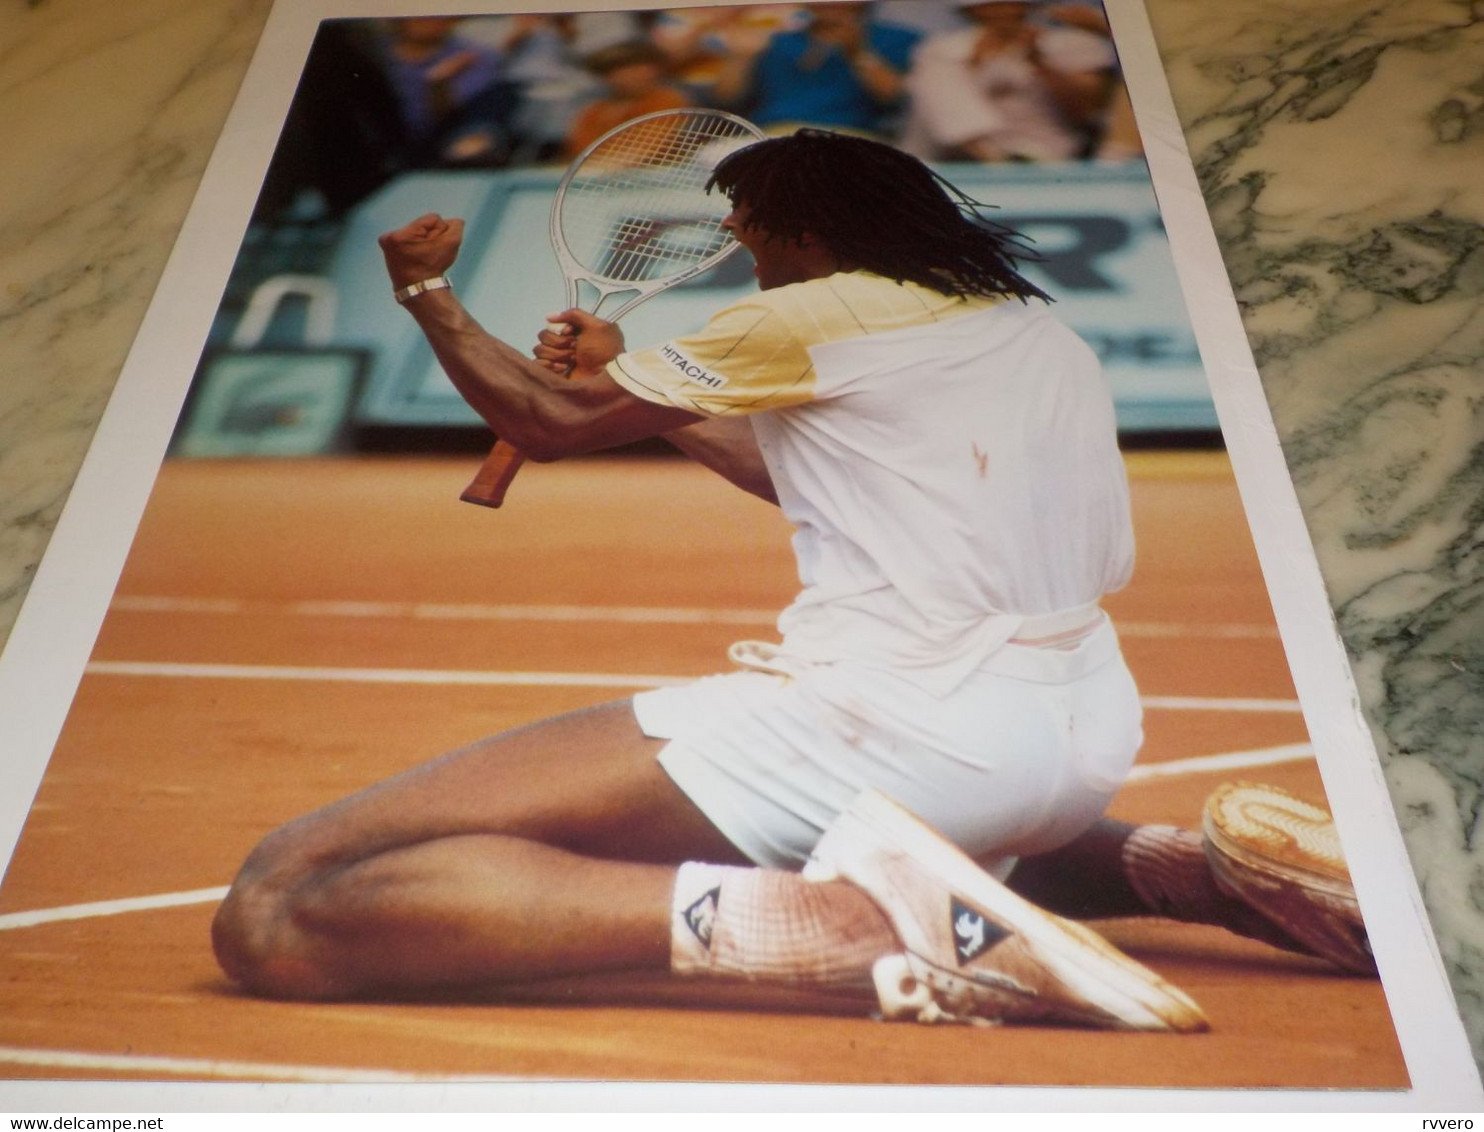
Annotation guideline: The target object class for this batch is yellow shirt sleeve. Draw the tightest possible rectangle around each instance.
[607,296,816,417]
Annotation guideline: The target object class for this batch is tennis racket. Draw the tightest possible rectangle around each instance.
[461,107,766,507]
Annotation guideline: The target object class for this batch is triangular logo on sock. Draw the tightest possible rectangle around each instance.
[951,896,1006,964]
[684,886,721,949]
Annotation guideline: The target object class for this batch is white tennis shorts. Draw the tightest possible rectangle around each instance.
[636,619,1143,871]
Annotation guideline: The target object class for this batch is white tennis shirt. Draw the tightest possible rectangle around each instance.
[609,271,1134,695]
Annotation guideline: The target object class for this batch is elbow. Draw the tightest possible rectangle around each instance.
[506,428,571,464]
[490,380,653,462]
[500,401,590,463]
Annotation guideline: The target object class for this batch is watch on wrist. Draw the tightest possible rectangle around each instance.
[393,276,452,304]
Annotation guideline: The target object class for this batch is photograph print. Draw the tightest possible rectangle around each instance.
[0,0,1434,1103]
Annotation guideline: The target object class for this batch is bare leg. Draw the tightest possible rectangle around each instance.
[212,700,752,1000]
[1006,821,1143,919]
[1005,819,1322,955]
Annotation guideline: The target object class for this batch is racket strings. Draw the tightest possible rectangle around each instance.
[559,110,760,285]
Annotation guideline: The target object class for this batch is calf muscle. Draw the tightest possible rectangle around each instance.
[213,700,747,998]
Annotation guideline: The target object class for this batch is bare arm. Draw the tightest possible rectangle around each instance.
[380,214,702,460]
[664,415,779,505]
[531,297,780,505]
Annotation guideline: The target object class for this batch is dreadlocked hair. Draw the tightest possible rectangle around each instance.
[708,129,1051,304]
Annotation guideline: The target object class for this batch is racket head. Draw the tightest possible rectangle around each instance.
[549,109,766,316]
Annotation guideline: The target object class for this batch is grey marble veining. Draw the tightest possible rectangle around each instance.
[1,0,1481,1081]
[0,0,274,633]
[1144,0,1484,1060]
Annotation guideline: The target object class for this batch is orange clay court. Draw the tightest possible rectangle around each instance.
[0,449,1407,1089]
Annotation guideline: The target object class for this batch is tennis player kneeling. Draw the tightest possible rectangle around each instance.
[212,131,1373,1028]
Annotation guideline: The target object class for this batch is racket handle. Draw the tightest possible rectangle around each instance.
[460,440,527,508]
[460,321,574,507]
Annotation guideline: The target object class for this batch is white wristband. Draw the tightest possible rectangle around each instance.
[393,276,451,304]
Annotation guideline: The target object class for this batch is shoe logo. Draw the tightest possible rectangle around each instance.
[684,887,721,949]
[951,897,1006,965]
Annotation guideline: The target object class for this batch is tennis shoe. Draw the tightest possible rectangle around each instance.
[803,790,1209,1032]
[1203,782,1376,976]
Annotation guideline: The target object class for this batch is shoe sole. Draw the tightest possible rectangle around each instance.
[1203,782,1354,902]
[1203,781,1373,975]
[806,790,1208,1032]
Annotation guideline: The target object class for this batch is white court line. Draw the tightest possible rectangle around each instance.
[109,596,247,614]
[305,599,782,625]
[0,1046,502,1083]
[111,595,779,626]
[85,660,690,689]
[110,594,1279,637]
[1143,694,1302,713]
[0,886,229,931]
[84,659,1301,713]
[1126,742,1313,781]
[1118,619,1278,640]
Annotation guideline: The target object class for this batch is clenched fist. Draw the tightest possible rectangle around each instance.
[378,213,466,289]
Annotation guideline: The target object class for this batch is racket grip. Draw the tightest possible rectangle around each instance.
[460,440,527,508]
[460,321,574,507]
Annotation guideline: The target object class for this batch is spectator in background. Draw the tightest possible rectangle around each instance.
[712,2,919,137]
[1092,79,1143,161]
[651,5,804,103]
[457,13,641,163]
[871,0,966,37]
[255,22,408,221]
[565,42,693,157]
[1038,3,1144,161]
[902,0,1116,162]
[379,17,516,168]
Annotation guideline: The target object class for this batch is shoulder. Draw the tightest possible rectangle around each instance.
[740,276,849,336]
[706,289,797,327]
[612,292,817,415]
[678,291,806,363]
[684,280,851,356]
[759,272,999,344]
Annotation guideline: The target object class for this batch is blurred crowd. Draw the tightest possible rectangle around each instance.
[257,0,1142,223]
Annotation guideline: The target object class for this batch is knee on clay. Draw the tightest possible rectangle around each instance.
[211,829,356,1001]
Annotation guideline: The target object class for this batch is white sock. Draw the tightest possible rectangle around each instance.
[670,862,897,989]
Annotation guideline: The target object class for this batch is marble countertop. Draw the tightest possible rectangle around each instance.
[2,0,1480,1087]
